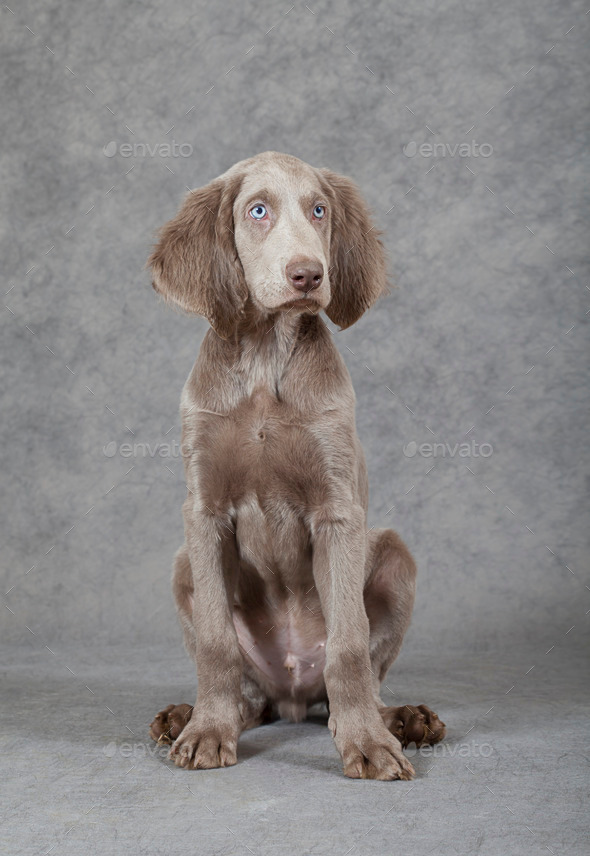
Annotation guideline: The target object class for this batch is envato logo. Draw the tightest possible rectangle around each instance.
[405,740,493,759]
[103,140,193,158]
[104,741,169,760]
[403,439,493,459]
[403,140,493,159]
[103,441,195,459]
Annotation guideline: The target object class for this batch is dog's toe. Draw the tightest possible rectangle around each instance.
[334,713,416,781]
[342,741,415,781]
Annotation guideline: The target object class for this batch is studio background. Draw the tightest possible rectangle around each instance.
[2,1,588,854]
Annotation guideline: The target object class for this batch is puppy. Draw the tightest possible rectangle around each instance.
[148,152,445,779]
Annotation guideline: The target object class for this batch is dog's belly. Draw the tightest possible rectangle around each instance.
[233,604,327,697]
[232,492,328,708]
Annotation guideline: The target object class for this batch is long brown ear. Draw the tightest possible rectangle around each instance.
[318,169,389,329]
[148,173,247,339]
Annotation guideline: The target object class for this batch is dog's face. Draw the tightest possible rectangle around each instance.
[231,154,331,316]
[149,151,388,338]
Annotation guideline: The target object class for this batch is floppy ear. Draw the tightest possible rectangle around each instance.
[319,169,389,330]
[148,173,247,339]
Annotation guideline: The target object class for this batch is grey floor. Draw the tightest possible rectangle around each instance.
[2,0,590,853]
[2,642,588,856]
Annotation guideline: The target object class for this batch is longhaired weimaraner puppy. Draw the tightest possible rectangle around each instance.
[148,151,445,779]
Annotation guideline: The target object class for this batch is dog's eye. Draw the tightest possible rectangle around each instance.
[313,205,325,220]
[249,204,268,220]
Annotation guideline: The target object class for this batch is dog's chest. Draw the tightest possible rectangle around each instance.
[197,385,330,512]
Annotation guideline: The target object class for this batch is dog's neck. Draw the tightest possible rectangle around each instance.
[196,307,325,411]
[233,309,312,398]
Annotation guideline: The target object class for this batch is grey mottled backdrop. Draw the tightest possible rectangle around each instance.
[2,1,589,855]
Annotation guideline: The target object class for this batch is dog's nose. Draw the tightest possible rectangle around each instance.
[286,259,324,292]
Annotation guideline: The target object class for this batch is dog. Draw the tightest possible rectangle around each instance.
[147,151,445,780]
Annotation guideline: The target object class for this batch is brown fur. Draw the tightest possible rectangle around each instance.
[148,152,445,779]
[318,168,388,329]
[149,173,247,338]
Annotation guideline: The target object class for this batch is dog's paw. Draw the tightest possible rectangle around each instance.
[168,719,239,770]
[342,740,415,781]
[383,704,446,748]
[330,713,415,781]
[149,703,193,744]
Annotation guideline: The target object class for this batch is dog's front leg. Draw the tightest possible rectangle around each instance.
[312,504,415,781]
[168,502,243,770]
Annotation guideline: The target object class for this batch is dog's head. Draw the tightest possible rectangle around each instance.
[149,151,388,338]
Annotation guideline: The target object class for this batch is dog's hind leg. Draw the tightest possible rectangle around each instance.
[364,529,446,748]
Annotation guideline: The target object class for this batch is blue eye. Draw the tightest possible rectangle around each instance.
[313,205,325,220]
[249,204,267,220]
